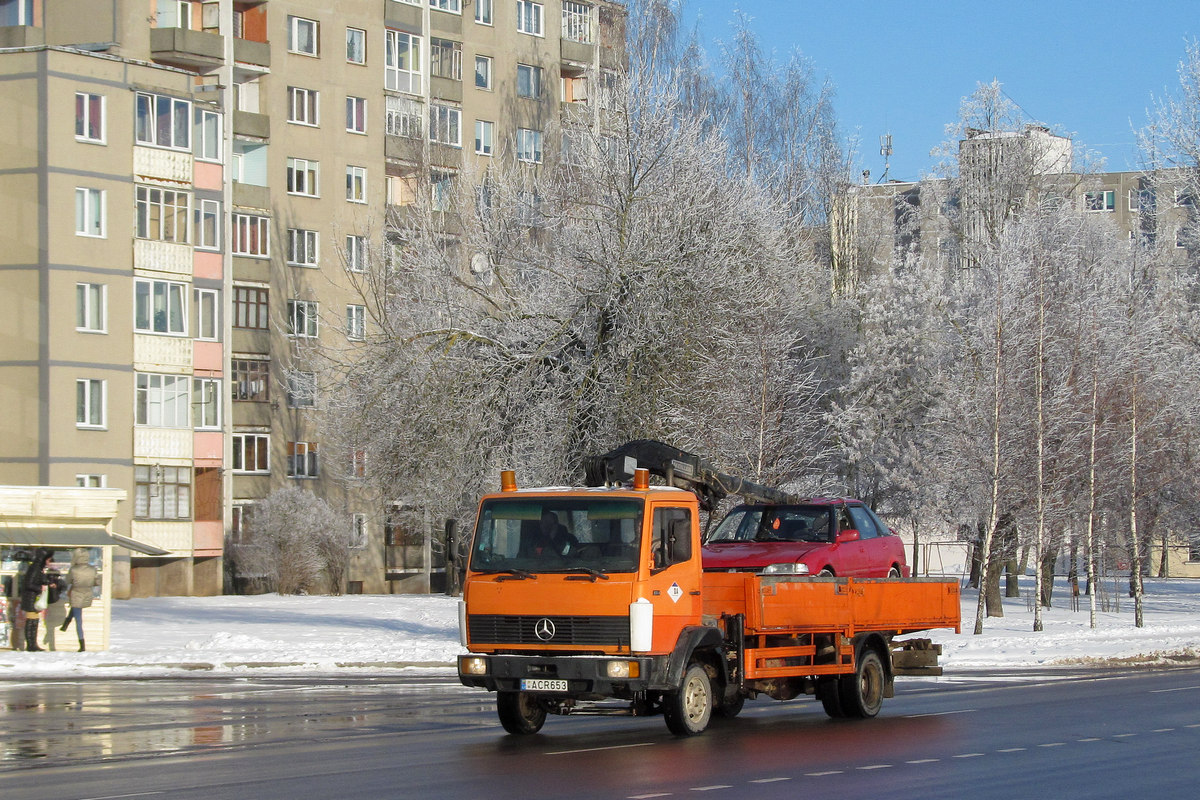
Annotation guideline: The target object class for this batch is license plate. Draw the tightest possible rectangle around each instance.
[521,679,568,692]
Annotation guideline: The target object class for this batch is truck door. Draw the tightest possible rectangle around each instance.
[643,505,703,651]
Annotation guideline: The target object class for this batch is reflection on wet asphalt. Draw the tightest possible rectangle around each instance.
[0,676,490,768]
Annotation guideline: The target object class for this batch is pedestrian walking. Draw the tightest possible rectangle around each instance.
[60,548,98,652]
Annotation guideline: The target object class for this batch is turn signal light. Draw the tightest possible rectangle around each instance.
[605,660,640,679]
[500,470,517,492]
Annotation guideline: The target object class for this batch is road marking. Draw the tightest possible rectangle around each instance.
[857,764,893,770]
[904,709,976,718]
[628,794,671,799]
[1153,728,1175,733]
[549,742,656,755]
[1078,737,1102,742]
[1186,723,1200,728]
[954,753,985,758]
[1150,685,1200,693]
[805,771,843,777]
[997,747,1026,753]
[80,795,166,800]
[907,758,940,764]
[690,786,731,792]
[749,778,791,784]
[1038,743,1066,748]
[1113,733,1136,738]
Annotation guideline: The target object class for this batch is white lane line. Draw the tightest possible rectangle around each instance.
[1113,733,1136,738]
[904,709,976,718]
[857,764,893,771]
[805,771,843,777]
[1152,728,1175,733]
[1078,737,1102,742]
[1150,685,1200,693]
[997,747,1026,753]
[628,794,671,799]
[749,778,791,784]
[954,753,985,758]
[80,795,166,800]
[689,786,731,792]
[549,742,656,755]
[1038,743,1066,748]
[907,758,940,764]
[1186,723,1200,728]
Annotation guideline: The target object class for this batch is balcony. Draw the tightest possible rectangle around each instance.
[150,27,224,72]
[561,38,596,66]
[233,110,270,139]
[0,26,45,48]
[232,181,270,210]
[234,37,270,68]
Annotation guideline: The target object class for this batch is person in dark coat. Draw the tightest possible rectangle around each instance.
[19,548,53,651]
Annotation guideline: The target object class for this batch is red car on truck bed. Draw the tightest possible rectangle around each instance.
[702,499,909,578]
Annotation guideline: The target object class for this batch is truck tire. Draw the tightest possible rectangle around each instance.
[715,685,745,718]
[817,678,845,718]
[497,691,547,735]
[664,663,713,735]
[838,648,885,719]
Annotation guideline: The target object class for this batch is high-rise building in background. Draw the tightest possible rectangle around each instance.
[0,0,626,597]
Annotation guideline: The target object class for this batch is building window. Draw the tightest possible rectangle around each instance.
[76,474,106,488]
[76,283,106,333]
[385,30,423,95]
[516,1,543,36]
[346,235,368,272]
[135,186,190,243]
[287,15,319,56]
[232,358,269,401]
[134,465,191,520]
[194,466,221,522]
[562,1,592,43]
[517,63,542,99]
[75,92,105,143]
[195,288,219,340]
[287,87,319,126]
[347,304,366,340]
[76,379,105,429]
[287,228,320,267]
[430,37,462,80]
[287,441,319,478]
[1084,190,1115,212]
[350,513,368,548]
[195,199,220,250]
[135,92,191,150]
[193,377,221,429]
[287,299,319,338]
[517,128,543,164]
[432,171,455,212]
[430,103,461,146]
[75,188,105,238]
[474,55,493,91]
[346,165,367,203]
[233,433,270,473]
[349,450,367,479]
[287,157,320,196]
[136,373,190,428]
[386,96,423,138]
[346,96,367,133]
[562,71,588,103]
[232,286,269,330]
[475,0,492,25]
[346,27,366,64]
[475,120,493,156]
[194,108,221,161]
[135,279,188,335]
[287,371,316,408]
[232,213,270,257]
[430,0,461,12]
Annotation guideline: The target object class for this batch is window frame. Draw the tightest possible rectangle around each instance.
[287,441,320,479]
[193,107,221,161]
[232,213,270,257]
[287,86,320,127]
[516,127,543,164]
[134,464,192,520]
[232,286,269,331]
[346,26,366,64]
[194,287,219,340]
[516,1,544,36]
[346,95,368,134]
[287,228,320,268]
[232,358,270,401]
[429,103,462,146]
[475,0,493,25]
[346,304,366,341]
[135,185,190,243]
[474,119,493,156]
[134,278,188,336]
[287,299,319,338]
[429,0,461,12]
[75,187,106,238]
[192,376,221,429]
[430,37,463,81]
[475,55,492,90]
[346,234,368,273]
[385,29,423,95]
[194,198,221,251]
[76,282,107,333]
[1083,189,1115,212]
[135,92,191,151]
[287,15,320,56]
[287,371,317,408]
[135,372,191,428]
[233,433,270,474]
[517,63,543,100]
[75,92,105,144]
[346,165,368,203]
[76,378,106,429]
[287,157,320,197]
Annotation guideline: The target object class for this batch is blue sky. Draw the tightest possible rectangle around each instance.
[683,1,1198,181]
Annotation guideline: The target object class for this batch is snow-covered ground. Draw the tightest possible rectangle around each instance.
[1,577,1198,679]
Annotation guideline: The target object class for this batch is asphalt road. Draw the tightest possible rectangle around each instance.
[2,667,1198,799]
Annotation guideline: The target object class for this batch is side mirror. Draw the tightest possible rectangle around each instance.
[836,529,861,544]
[667,518,692,563]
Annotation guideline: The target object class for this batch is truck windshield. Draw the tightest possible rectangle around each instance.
[470,497,643,575]
[707,504,834,543]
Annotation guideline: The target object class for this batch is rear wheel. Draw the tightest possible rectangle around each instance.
[887,566,901,578]
[715,685,746,718]
[664,663,713,735]
[817,678,845,718]
[497,691,547,735]
[838,648,885,718]
[818,567,835,577]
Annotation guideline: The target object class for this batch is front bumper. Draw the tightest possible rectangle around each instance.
[458,653,664,696]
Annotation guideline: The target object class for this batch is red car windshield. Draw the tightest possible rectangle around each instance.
[707,505,834,544]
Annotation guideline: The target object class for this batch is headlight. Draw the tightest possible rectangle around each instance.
[762,562,811,575]
[460,655,489,675]
[605,660,640,679]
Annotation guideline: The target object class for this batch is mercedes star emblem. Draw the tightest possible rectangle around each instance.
[534,618,556,641]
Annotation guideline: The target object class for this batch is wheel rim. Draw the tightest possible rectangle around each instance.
[683,673,709,722]
[860,657,883,709]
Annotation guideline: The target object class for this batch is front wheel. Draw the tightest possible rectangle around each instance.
[664,663,713,735]
[497,691,547,735]
[838,648,885,719]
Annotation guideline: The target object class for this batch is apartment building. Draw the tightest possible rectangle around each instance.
[0,0,626,597]
[833,127,1195,288]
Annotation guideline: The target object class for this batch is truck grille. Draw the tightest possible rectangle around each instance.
[468,615,630,647]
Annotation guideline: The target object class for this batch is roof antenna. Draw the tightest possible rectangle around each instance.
[878,133,893,183]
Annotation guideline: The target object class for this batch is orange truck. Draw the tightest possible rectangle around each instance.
[457,444,961,736]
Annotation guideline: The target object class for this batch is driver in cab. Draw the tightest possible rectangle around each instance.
[530,510,578,557]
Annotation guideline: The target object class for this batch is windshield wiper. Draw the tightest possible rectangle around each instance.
[562,567,610,582]
[479,568,537,580]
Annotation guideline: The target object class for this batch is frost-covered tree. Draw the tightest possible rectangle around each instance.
[232,487,353,595]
